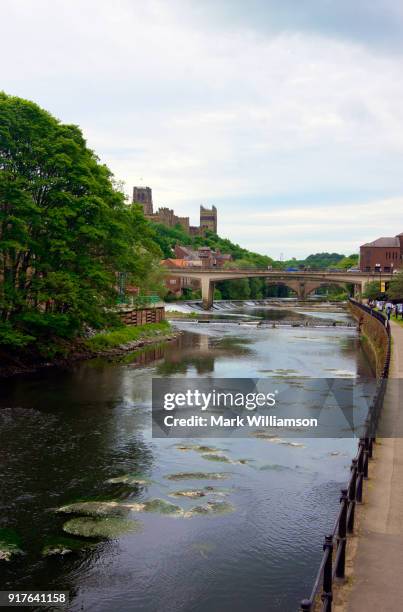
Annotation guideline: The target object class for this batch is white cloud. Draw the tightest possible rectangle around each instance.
[1,0,403,257]
[221,198,403,257]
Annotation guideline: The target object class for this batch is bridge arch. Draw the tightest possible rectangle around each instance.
[302,281,352,299]
[266,280,299,297]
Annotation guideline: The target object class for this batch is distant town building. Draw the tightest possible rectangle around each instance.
[132,186,217,236]
[160,258,200,297]
[360,233,403,272]
[174,245,231,268]
[161,246,232,296]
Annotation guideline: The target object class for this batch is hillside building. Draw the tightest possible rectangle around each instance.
[132,186,217,236]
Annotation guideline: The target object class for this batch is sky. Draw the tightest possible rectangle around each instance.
[1,0,403,258]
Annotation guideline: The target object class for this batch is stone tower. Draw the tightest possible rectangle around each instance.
[133,186,153,215]
[200,205,217,234]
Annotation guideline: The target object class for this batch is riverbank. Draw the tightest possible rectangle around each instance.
[0,321,180,378]
[348,301,389,377]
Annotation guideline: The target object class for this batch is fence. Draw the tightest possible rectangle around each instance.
[117,294,161,307]
[299,298,391,611]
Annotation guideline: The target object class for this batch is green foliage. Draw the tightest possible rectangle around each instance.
[152,224,273,268]
[86,321,171,351]
[0,93,162,352]
[0,321,34,347]
[337,254,359,269]
[388,272,403,300]
[217,278,251,300]
[281,252,345,270]
[363,281,384,300]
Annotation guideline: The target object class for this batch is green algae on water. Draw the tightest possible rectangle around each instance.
[42,536,97,557]
[174,444,222,454]
[201,454,231,463]
[166,472,230,481]
[0,529,23,561]
[169,486,229,499]
[259,464,292,472]
[184,501,234,517]
[127,499,183,516]
[57,501,130,517]
[201,454,250,465]
[63,517,141,539]
[106,474,150,486]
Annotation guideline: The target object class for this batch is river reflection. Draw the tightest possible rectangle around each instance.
[0,309,374,612]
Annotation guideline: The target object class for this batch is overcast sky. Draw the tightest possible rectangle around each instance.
[2,0,403,258]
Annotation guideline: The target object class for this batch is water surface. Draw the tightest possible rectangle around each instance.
[0,307,373,612]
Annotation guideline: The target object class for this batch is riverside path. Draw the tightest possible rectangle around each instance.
[345,320,403,611]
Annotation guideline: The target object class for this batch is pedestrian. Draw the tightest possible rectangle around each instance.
[386,304,391,321]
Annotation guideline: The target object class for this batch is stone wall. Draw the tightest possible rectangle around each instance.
[349,301,389,377]
[118,306,165,326]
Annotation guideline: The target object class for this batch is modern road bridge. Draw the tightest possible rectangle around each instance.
[163,268,392,309]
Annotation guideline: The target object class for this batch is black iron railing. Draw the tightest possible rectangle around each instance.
[299,298,391,611]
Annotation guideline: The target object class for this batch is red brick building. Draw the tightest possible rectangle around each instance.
[161,247,232,297]
[360,233,403,272]
[161,258,200,297]
[174,244,231,268]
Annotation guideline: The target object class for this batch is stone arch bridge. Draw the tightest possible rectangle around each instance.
[164,268,392,309]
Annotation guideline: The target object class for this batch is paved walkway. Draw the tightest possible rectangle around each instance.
[346,321,403,611]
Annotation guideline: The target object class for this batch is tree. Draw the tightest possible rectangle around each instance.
[338,254,359,270]
[0,93,161,350]
[388,272,403,300]
[216,278,251,300]
[249,277,264,299]
[363,281,384,301]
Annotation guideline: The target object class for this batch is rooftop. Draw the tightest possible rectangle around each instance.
[361,236,401,248]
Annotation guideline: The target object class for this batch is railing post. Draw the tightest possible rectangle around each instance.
[321,535,333,611]
[368,436,373,459]
[336,489,348,579]
[356,440,365,503]
[299,599,312,611]
[348,458,357,533]
[363,438,369,478]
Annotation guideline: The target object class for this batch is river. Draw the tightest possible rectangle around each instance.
[0,305,373,612]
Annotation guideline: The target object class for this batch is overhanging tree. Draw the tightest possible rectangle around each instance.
[0,92,161,349]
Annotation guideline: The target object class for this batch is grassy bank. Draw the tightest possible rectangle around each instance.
[86,321,171,351]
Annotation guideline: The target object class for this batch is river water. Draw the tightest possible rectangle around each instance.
[0,305,373,612]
